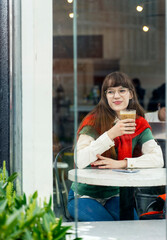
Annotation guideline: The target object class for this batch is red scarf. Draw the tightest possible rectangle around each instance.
[78,114,151,160]
[114,117,151,160]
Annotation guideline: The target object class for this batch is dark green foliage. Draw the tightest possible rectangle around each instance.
[0,161,81,240]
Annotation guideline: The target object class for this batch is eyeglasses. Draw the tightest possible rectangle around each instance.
[105,88,129,97]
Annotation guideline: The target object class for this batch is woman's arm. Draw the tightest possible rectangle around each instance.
[75,132,115,169]
[75,118,136,169]
[92,139,163,169]
[76,124,164,169]
[91,127,164,169]
[127,139,164,168]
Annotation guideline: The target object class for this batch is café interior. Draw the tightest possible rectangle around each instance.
[6,0,166,239]
[52,0,166,239]
[53,0,165,147]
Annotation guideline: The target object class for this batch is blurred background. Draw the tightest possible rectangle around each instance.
[52,0,165,149]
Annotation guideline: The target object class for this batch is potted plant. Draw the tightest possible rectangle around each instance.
[0,161,81,240]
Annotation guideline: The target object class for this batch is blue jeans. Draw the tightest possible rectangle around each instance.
[67,189,139,221]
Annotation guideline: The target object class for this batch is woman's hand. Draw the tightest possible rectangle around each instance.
[107,119,136,140]
[91,154,127,169]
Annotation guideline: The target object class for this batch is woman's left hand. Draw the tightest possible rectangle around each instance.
[91,154,127,169]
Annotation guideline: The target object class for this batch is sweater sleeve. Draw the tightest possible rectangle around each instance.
[75,132,115,169]
[127,139,164,168]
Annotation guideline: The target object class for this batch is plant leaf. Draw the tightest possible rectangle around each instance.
[32,191,38,199]
[48,195,52,208]
[0,199,7,213]
[6,229,24,240]
[2,182,8,189]
[21,209,45,229]
[43,214,50,232]
[15,196,24,209]
[0,185,5,196]
[4,210,21,236]
[53,226,72,240]
[23,193,27,205]
[23,230,33,240]
[0,212,6,225]
[7,172,18,183]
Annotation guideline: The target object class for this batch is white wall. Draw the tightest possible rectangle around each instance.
[22,0,53,201]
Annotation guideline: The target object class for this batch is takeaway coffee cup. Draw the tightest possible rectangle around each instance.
[120,109,136,120]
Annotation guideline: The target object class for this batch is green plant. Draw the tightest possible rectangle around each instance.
[0,161,82,240]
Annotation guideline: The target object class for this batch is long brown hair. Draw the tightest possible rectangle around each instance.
[78,72,145,159]
[79,72,145,134]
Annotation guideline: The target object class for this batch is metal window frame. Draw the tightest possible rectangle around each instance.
[0,0,10,172]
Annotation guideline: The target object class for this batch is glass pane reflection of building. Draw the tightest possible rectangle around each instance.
[53,0,165,222]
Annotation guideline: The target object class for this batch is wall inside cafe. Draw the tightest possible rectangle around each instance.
[53,0,165,110]
[53,59,94,104]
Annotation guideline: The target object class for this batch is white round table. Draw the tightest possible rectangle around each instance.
[68,168,166,220]
[68,168,166,187]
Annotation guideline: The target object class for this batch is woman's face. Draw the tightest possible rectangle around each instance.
[106,86,133,117]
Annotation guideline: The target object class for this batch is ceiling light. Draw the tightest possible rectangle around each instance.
[67,0,73,3]
[136,5,143,12]
[69,13,74,18]
[143,25,149,32]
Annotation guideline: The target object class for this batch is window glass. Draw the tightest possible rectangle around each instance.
[53,0,165,233]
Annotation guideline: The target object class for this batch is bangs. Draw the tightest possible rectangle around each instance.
[103,72,132,91]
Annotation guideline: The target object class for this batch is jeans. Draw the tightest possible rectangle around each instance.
[67,189,139,221]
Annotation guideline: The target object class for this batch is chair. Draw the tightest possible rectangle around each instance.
[53,146,74,221]
[55,161,69,206]
[135,136,166,219]
[135,172,165,218]
[135,189,160,217]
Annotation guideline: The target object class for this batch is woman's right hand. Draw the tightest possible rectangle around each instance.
[107,119,136,140]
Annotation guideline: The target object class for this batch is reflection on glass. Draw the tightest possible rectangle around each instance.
[52,0,165,234]
[67,72,164,222]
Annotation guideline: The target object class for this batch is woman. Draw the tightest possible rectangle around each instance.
[67,72,164,221]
